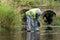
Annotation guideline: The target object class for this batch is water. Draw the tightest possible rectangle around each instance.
[40,32,60,40]
[0,29,60,40]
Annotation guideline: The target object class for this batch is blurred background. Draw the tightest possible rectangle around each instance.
[0,0,60,40]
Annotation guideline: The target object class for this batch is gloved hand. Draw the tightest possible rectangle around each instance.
[37,22,40,27]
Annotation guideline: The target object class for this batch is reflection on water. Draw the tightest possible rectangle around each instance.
[31,31,40,40]
[0,30,15,40]
[26,32,31,40]
[0,29,60,40]
[44,30,53,40]
[45,33,53,40]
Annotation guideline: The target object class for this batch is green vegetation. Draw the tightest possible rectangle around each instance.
[0,1,23,31]
[53,16,60,25]
[12,0,60,7]
[0,4,14,31]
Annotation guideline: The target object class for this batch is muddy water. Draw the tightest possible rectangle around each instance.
[40,31,60,40]
[0,29,60,40]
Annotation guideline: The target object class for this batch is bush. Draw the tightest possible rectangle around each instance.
[0,5,15,31]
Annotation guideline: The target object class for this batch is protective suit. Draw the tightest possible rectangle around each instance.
[26,8,42,31]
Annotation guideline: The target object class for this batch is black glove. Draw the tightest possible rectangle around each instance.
[37,22,40,27]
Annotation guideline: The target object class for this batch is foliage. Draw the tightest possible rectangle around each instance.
[0,5,15,31]
[13,0,60,6]
[53,16,60,25]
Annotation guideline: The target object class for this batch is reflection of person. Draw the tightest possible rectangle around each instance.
[26,8,42,31]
